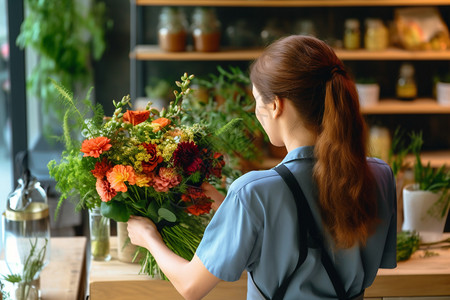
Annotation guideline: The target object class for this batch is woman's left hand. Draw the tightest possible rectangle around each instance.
[127,216,162,249]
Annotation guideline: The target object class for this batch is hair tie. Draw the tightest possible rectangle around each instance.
[328,64,346,80]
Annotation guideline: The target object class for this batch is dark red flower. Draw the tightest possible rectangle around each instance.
[173,141,203,175]
[186,201,212,216]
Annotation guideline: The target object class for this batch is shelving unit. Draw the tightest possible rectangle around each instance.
[130,0,450,166]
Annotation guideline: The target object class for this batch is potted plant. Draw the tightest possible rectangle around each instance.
[355,77,380,107]
[434,73,450,106]
[402,132,450,243]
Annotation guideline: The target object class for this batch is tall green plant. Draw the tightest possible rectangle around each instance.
[182,66,266,179]
[409,132,450,218]
[16,0,109,137]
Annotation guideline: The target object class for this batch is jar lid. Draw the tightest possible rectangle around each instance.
[4,202,49,221]
[345,19,360,29]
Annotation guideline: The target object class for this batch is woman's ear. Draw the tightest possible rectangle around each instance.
[272,96,284,118]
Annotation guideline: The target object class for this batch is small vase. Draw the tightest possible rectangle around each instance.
[3,279,39,300]
[117,222,140,263]
[402,184,449,243]
[89,207,111,261]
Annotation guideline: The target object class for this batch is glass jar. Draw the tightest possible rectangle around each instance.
[191,7,221,52]
[364,19,389,51]
[158,7,188,52]
[3,172,51,287]
[344,19,360,50]
[89,207,111,261]
[396,63,417,100]
[369,126,391,162]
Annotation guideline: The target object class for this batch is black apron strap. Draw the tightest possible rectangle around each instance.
[250,164,364,300]
[274,164,349,300]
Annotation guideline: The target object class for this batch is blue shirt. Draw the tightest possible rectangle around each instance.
[196,146,397,299]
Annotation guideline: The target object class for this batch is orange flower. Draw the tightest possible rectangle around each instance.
[106,165,137,192]
[96,178,117,202]
[123,110,150,126]
[81,137,112,158]
[151,117,171,132]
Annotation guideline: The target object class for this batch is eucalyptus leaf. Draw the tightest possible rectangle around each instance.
[101,201,130,222]
[158,208,177,223]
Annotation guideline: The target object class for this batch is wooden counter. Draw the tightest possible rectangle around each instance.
[89,237,450,300]
[1,236,87,300]
[41,237,87,300]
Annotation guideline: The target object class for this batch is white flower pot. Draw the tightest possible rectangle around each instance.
[355,83,380,107]
[402,184,449,243]
[436,81,450,106]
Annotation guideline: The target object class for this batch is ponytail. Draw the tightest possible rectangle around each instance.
[250,35,378,248]
[313,68,377,248]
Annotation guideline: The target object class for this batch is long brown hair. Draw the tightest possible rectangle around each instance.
[250,35,377,248]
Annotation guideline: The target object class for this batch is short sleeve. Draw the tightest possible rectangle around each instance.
[380,168,398,268]
[195,188,261,281]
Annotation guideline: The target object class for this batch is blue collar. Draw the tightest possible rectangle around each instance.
[279,145,315,165]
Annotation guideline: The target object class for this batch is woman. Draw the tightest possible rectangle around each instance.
[127,35,397,300]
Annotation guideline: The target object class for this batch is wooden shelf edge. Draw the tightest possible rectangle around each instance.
[253,150,450,170]
[131,45,450,61]
[135,0,450,7]
[361,98,450,114]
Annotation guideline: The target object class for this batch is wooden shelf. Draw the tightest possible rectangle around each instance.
[136,0,450,7]
[132,45,450,61]
[254,150,450,170]
[361,98,450,114]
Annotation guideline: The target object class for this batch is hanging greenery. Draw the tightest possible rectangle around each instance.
[16,0,110,137]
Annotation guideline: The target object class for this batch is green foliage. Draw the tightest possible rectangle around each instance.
[388,127,412,177]
[16,0,109,137]
[396,231,420,261]
[47,82,105,215]
[182,66,265,179]
[390,129,450,218]
[410,132,450,218]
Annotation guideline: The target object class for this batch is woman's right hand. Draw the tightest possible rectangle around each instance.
[201,182,225,210]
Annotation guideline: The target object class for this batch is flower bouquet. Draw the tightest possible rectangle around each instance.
[48,73,236,279]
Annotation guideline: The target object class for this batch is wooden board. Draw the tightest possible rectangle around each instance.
[40,237,87,300]
[90,237,450,299]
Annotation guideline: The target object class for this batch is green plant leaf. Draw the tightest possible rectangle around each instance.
[101,201,130,222]
[158,208,177,223]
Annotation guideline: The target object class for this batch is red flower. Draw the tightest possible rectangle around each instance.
[123,110,150,126]
[173,142,203,175]
[181,186,212,215]
[81,137,112,158]
[209,152,225,178]
[91,158,112,179]
[96,178,117,202]
[141,143,163,173]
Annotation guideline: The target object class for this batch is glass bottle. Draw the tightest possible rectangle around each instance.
[89,207,111,261]
[158,7,188,52]
[364,19,389,51]
[396,63,417,100]
[3,170,51,299]
[191,7,221,52]
[344,19,360,50]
